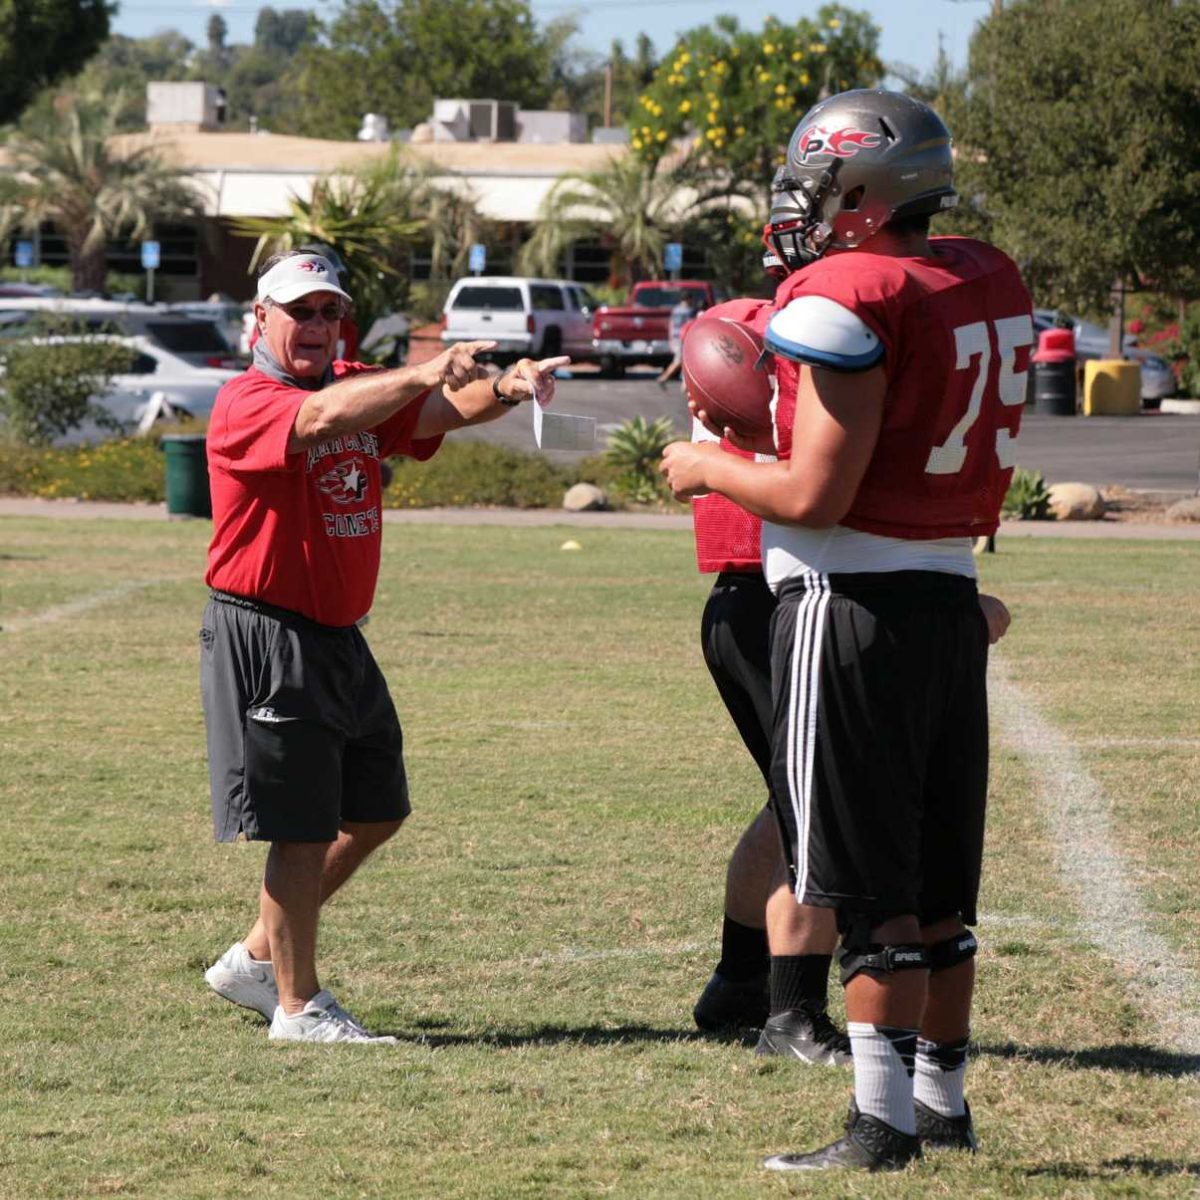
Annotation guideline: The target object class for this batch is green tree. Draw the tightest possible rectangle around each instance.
[631,6,882,208]
[284,0,564,141]
[231,149,490,335]
[0,90,204,293]
[74,32,194,129]
[955,0,1200,318]
[0,318,135,445]
[0,0,112,123]
[253,7,315,56]
[518,154,695,288]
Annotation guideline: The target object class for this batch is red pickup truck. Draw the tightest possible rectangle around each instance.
[591,280,718,377]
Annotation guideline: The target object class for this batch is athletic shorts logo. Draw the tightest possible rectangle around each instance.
[317,457,369,504]
[796,124,882,163]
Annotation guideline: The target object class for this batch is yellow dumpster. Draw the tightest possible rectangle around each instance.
[1083,360,1141,415]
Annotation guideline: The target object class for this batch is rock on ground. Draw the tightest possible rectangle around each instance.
[1048,482,1106,521]
[563,482,608,512]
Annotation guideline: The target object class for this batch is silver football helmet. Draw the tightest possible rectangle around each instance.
[767,89,958,269]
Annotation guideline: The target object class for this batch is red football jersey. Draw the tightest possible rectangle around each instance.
[205,362,443,626]
[690,297,771,573]
[772,237,1033,539]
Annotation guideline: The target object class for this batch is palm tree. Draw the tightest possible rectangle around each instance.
[232,147,490,334]
[1,90,204,294]
[518,153,696,289]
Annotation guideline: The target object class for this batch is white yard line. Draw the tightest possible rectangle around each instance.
[2,579,175,633]
[990,656,1200,1056]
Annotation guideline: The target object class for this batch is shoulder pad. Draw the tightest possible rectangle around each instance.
[765,295,884,372]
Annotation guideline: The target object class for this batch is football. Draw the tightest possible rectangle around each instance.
[681,317,773,438]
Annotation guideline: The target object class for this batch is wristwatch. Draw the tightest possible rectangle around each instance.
[492,369,520,407]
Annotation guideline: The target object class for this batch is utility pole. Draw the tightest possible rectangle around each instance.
[603,61,613,128]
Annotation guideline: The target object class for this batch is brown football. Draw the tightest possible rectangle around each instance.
[681,317,772,438]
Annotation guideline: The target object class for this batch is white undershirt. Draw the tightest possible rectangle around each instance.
[762,521,977,591]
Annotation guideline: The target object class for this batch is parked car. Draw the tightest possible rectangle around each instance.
[361,311,412,367]
[440,277,598,364]
[15,334,240,444]
[0,298,241,370]
[591,280,719,377]
[168,298,248,359]
[1032,308,1175,406]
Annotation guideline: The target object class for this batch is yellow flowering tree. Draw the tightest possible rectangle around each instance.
[630,5,883,209]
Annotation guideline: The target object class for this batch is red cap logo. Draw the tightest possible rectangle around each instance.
[796,124,882,164]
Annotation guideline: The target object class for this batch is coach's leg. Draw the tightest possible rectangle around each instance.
[243,818,405,963]
[260,840,329,1013]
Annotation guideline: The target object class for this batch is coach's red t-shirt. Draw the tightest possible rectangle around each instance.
[772,237,1033,539]
[205,362,442,626]
[690,297,771,574]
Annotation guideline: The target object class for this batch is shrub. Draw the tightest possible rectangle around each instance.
[603,415,676,504]
[1002,466,1054,520]
[0,431,167,501]
[0,320,136,445]
[0,428,628,509]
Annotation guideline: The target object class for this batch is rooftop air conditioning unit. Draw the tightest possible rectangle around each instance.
[467,100,517,142]
[356,113,390,142]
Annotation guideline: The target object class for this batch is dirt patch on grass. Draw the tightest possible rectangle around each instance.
[1099,486,1198,523]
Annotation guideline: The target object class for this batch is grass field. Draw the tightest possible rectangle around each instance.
[1,517,1197,1199]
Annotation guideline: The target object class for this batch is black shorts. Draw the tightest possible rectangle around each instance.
[700,571,776,783]
[200,592,410,843]
[768,570,989,925]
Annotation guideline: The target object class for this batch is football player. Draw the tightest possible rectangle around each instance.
[688,297,850,1067]
[662,89,1032,1172]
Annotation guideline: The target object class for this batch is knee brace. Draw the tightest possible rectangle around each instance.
[926,929,978,972]
[837,915,929,985]
[839,942,930,986]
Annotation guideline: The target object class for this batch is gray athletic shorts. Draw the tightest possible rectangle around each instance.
[199,591,411,843]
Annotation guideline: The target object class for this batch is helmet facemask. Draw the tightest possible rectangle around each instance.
[767,160,844,270]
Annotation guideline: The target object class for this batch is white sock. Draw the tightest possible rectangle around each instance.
[847,1021,918,1135]
[914,1034,969,1117]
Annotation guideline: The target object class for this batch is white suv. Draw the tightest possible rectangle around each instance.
[440,277,597,364]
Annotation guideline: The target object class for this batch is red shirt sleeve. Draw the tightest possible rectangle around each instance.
[207,369,306,474]
[376,390,443,461]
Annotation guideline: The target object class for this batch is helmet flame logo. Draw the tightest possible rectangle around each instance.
[796,124,882,164]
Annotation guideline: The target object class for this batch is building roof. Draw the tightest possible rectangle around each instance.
[99,130,630,223]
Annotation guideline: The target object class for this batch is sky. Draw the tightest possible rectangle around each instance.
[111,0,992,82]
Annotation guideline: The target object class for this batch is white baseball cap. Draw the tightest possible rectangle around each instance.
[256,254,353,306]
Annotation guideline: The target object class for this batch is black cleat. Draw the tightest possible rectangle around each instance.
[692,971,769,1032]
[763,1103,921,1173]
[754,1005,852,1065]
[915,1099,978,1152]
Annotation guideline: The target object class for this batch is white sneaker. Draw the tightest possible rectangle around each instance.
[204,942,278,1020]
[268,990,396,1044]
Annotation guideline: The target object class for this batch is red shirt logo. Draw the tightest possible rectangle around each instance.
[317,457,368,503]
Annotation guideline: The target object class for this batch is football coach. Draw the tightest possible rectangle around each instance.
[200,250,566,1043]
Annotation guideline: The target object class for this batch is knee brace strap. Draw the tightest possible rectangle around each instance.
[839,942,930,986]
[926,930,978,972]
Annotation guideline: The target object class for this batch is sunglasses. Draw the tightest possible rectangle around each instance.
[278,301,345,324]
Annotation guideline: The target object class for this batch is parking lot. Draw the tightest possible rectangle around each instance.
[452,369,1200,494]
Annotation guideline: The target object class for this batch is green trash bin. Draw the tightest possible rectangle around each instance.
[162,434,212,518]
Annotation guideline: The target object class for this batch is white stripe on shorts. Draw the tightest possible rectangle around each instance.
[786,570,831,902]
